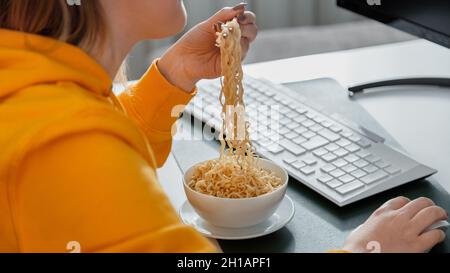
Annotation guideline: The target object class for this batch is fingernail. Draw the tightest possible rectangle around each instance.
[233,2,248,11]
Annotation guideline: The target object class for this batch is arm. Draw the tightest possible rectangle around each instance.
[14,132,216,253]
[119,60,194,168]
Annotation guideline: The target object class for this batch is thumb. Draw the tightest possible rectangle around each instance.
[208,3,247,24]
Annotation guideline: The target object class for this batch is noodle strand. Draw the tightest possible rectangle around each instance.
[188,19,282,198]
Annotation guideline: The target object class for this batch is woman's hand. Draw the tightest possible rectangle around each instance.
[343,197,448,253]
[158,4,257,91]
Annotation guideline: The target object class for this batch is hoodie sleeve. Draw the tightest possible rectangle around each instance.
[14,131,217,253]
[119,60,196,168]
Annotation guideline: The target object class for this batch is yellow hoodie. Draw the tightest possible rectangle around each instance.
[0,29,216,253]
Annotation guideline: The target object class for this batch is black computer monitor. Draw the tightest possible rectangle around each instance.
[337,0,450,49]
[337,0,450,94]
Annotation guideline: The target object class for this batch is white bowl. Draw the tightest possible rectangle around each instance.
[183,158,288,228]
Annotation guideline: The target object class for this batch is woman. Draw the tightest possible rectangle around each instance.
[0,0,446,253]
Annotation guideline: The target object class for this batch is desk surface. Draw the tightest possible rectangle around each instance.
[157,39,450,252]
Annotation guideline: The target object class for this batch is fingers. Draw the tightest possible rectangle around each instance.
[371,196,410,218]
[240,22,258,42]
[209,4,247,24]
[238,11,256,25]
[382,196,411,210]
[418,229,446,252]
[240,37,250,60]
[399,197,435,219]
[411,205,448,234]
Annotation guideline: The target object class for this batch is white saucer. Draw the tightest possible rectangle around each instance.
[179,195,295,240]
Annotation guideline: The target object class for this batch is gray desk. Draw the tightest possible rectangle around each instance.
[157,40,450,252]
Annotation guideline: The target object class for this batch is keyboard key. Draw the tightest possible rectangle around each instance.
[280,118,291,126]
[344,154,359,163]
[356,150,371,158]
[351,169,367,178]
[385,166,401,175]
[285,131,299,139]
[342,164,358,173]
[301,136,329,150]
[332,159,348,168]
[279,139,306,156]
[327,180,343,189]
[366,155,381,163]
[341,131,353,138]
[321,120,333,128]
[291,160,306,169]
[302,131,317,139]
[339,174,355,184]
[335,181,364,194]
[310,124,324,132]
[318,129,340,142]
[286,123,300,130]
[322,153,338,162]
[336,139,352,147]
[313,116,325,123]
[306,113,316,119]
[300,166,316,176]
[375,160,391,169]
[279,127,290,134]
[313,148,328,157]
[357,138,372,148]
[296,126,308,134]
[257,138,274,147]
[345,144,360,153]
[363,164,378,173]
[302,120,315,128]
[303,158,318,166]
[273,95,283,102]
[330,169,346,178]
[262,90,274,97]
[293,136,307,145]
[334,148,349,157]
[280,108,291,115]
[329,125,342,133]
[354,159,369,168]
[286,111,299,119]
[267,144,284,154]
[325,143,340,152]
[318,174,333,183]
[361,170,389,184]
[280,99,291,106]
[321,164,336,173]
[348,135,361,142]
[283,158,297,164]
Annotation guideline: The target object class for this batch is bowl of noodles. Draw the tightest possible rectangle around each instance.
[183,157,288,228]
[182,18,287,228]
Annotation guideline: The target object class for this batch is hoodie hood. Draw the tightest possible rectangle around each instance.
[0,28,112,100]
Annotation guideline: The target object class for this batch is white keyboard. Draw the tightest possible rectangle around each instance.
[184,76,437,206]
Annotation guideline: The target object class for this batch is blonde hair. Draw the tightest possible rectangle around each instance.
[0,0,129,83]
[0,0,104,49]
